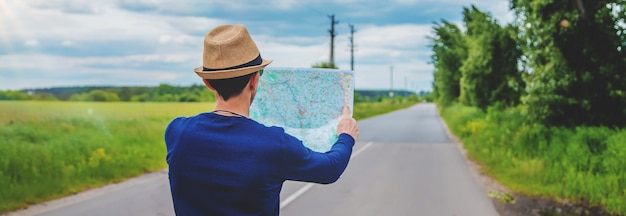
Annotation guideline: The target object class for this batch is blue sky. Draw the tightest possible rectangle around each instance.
[1,0,514,92]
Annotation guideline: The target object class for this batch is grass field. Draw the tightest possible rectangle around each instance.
[352,99,418,120]
[0,101,211,212]
[0,100,417,213]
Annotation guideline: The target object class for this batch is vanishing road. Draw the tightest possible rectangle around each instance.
[9,103,498,216]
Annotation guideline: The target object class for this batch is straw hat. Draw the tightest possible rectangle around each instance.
[194,24,272,79]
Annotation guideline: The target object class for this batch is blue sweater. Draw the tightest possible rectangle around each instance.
[165,112,355,215]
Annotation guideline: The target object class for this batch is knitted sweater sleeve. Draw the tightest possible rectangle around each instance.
[281,133,355,184]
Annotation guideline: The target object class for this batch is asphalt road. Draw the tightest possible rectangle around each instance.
[9,103,498,216]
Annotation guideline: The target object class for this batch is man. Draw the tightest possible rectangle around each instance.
[164,24,360,215]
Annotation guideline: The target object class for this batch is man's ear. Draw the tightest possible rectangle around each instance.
[248,72,260,90]
[202,79,216,91]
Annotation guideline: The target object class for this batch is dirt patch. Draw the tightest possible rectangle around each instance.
[491,193,616,216]
[437,114,619,216]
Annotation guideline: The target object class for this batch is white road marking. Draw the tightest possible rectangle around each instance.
[280,141,374,210]
[279,183,314,209]
[351,141,374,160]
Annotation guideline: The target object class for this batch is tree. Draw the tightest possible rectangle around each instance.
[155,84,181,96]
[0,90,29,100]
[179,85,207,102]
[30,93,58,101]
[312,62,339,69]
[131,93,150,102]
[512,0,626,126]
[69,90,120,102]
[90,90,120,102]
[430,20,467,106]
[69,93,89,101]
[459,6,523,110]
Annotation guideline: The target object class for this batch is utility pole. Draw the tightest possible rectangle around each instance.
[389,65,394,98]
[405,76,408,92]
[348,24,357,71]
[328,14,339,68]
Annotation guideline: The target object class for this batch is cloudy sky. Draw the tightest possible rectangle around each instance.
[1,0,514,91]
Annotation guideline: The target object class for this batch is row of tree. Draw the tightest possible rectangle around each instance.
[431,0,626,127]
[1,85,427,103]
[0,84,216,102]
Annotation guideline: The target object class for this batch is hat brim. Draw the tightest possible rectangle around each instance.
[194,59,273,79]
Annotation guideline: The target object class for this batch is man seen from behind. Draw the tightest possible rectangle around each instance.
[164,24,360,216]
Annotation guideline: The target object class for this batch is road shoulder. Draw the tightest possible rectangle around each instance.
[5,170,170,216]
[436,106,614,216]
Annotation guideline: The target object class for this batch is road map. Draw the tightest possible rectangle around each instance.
[250,67,354,152]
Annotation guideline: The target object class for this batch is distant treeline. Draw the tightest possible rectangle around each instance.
[0,85,431,103]
[0,84,215,102]
[355,90,430,102]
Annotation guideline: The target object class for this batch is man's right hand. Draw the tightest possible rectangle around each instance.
[337,105,359,140]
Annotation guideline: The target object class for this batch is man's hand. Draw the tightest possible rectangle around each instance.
[337,105,359,140]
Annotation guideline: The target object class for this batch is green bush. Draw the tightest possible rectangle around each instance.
[440,104,626,215]
[69,90,120,102]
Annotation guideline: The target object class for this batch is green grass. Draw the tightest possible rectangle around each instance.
[353,99,418,120]
[0,100,415,213]
[0,101,211,212]
[439,104,626,215]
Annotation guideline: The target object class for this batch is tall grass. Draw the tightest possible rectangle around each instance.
[0,100,415,213]
[440,104,626,215]
[0,101,211,212]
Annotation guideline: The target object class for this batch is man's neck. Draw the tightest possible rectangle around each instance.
[213,95,251,117]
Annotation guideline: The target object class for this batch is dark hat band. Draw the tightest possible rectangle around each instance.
[203,54,263,71]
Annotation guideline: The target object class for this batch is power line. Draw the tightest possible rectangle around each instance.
[389,65,394,97]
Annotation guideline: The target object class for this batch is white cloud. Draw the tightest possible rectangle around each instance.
[391,0,421,5]
[3,1,209,45]
[482,0,514,24]
[446,0,514,24]
[116,0,298,14]
[61,40,74,46]
[117,0,160,11]
[324,24,435,90]
[335,0,361,3]
[26,0,106,14]
[1,0,517,91]
[25,39,39,46]
[78,54,186,65]
[159,35,190,45]
[0,53,200,89]
[164,16,225,36]
[255,38,328,68]
[360,24,432,47]
[385,0,514,24]
[155,72,179,80]
[269,0,298,10]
